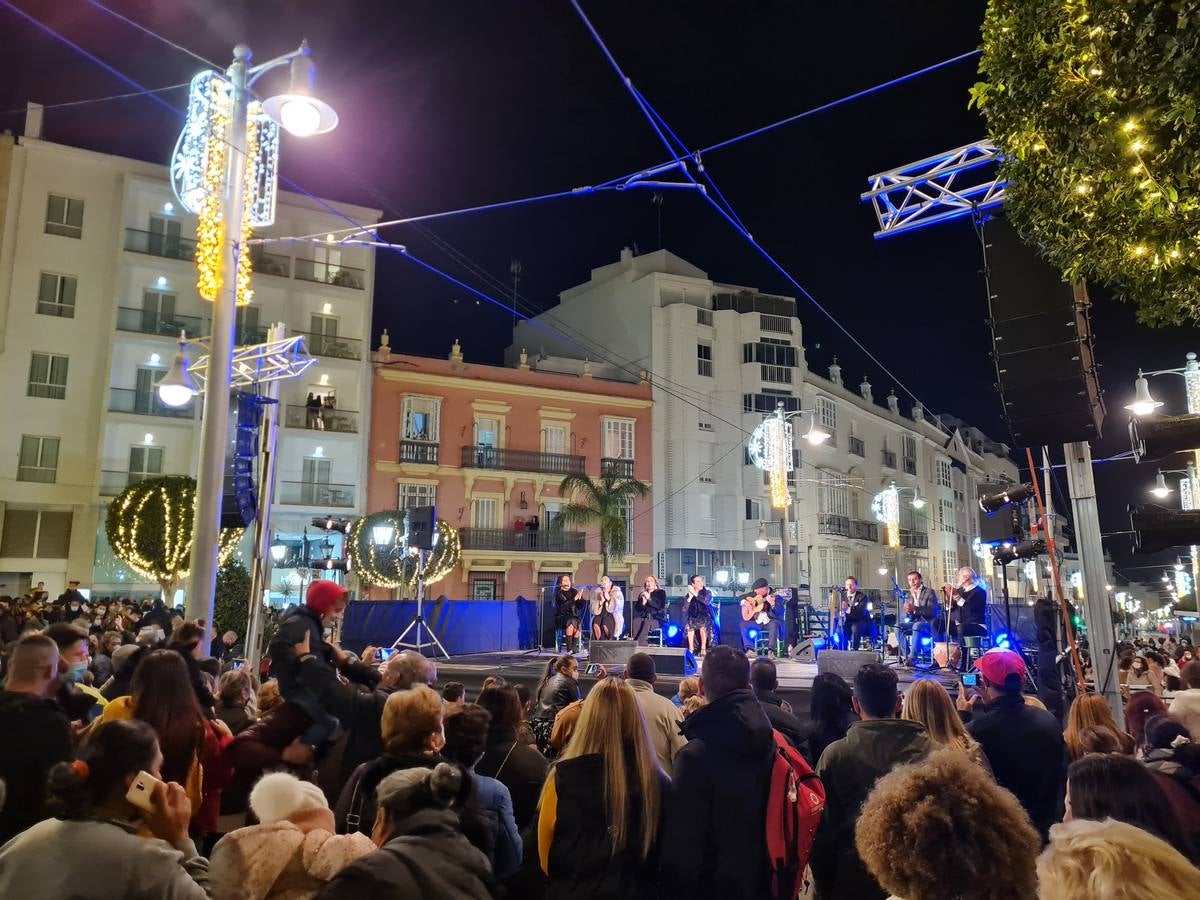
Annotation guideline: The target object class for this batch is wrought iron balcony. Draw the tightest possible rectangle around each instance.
[459,527,586,553]
[100,469,169,496]
[284,404,359,433]
[881,449,897,469]
[461,445,586,476]
[399,440,439,464]
[250,246,290,277]
[298,331,363,361]
[236,325,269,345]
[277,481,356,507]
[600,457,635,478]
[124,228,196,261]
[818,513,851,537]
[848,436,865,457]
[294,258,365,289]
[108,387,195,418]
[850,519,879,542]
[900,528,929,549]
[116,306,205,338]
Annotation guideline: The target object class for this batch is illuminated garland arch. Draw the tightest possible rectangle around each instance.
[347,514,461,592]
[972,0,1200,325]
[105,475,243,596]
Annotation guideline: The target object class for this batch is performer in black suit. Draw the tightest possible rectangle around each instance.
[946,566,988,641]
[898,570,942,665]
[630,575,667,645]
[841,576,874,650]
[553,574,587,654]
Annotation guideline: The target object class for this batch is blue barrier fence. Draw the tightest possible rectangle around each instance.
[341,598,540,656]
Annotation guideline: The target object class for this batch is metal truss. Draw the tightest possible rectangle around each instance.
[861,140,1006,238]
[189,332,316,390]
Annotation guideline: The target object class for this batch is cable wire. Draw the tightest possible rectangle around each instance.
[0,82,190,118]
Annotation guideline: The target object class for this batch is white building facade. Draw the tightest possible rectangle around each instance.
[509,248,1021,600]
[0,117,378,600]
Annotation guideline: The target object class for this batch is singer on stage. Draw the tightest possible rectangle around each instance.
[947,566,988,640]
[591,575,622,640]
[897,570,941,665]
[841,577,873,650]
[630,575,667,645]
[553,574,587,654]
[684,574,713,657]
[739,577,783,656]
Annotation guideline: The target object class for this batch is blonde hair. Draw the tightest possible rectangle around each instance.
[678,676,700,702]
[541,677,663,859]
[857,749,1040,899]
[1037,818,1200,900]
[902,679,974,754]
[680,695,707,719]
[257,680,282,714]
[643,575,661,590]
[1064,694,1129,760]
[381,684,443,755]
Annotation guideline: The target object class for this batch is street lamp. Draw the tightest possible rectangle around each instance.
[260,49,339,137]
[737,571,751,587]
[1125,372,1163,416]
[157,332,200,407]
[1151,470,1175,499]
[714,569,730,587]
[372,523,396,547]
[269,537,287,564]
[878,564,889,576]
[754,522,769,550]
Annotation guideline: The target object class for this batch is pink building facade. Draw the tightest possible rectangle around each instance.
[367,340,653,601]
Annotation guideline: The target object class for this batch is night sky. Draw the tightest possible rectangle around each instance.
[2,0,1195,599]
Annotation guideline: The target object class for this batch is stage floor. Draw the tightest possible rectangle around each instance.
[431,649,961,720]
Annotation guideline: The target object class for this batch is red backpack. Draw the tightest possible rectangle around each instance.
[765,729,825,900]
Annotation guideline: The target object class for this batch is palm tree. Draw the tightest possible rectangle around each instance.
[557,473,649,575]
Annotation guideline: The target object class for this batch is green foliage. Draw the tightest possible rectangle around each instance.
[214,559,251,639]
[105,475,197,595]
[558,473,650,571]
[973,0,1200,325]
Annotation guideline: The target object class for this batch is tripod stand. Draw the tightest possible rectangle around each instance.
[392,549,449,659]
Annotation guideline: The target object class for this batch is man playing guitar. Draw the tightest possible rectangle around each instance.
[739,578,783,656]
[897,570,942,665]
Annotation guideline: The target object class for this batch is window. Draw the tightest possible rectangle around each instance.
[743,393,802,414]
[603,418,635,460]
[936,458,953,489]
[474,416,500,448]
[27,353,69,399]
[309,314,339,353]
[848,435,865,457]
[698,443,715,483]
[470,573,503,600]
[760,313,791,334]
[542,424,567,455]
[761,364,792,384]
[939,498,956,534]
[37,272,77,317]
[696,493,714,537]
[141,290,176,333]
[147,215,182,256]
[902,435,918,476]
[398,481,436,510]
[0,508,72,558]
[697,342,713,377]
[471,497,498,529]
[818,470,850,517]
[302,456,332,484]
[746,498,763,521]
[541,501,562,528]
[128,446,163,483]
[18,435,59,483]
[45,194,83,238]
[818,547,852,589]
[615,494,635,551]
[817,396,838,432]
[698,415,714,432]
[696,308,713,327]
[402,396,441,443]
[742,342,797,367]
[943,550,960,586]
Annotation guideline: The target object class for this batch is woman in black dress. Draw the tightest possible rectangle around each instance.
[630,575,667,645]
[590,575,621,640]
[684,574,713,657]
[554,574,587,654]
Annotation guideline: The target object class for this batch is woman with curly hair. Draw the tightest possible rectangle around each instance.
[1124,689,1169,753]
[900,679,990,771]
[855,748,1040,900]
[1064,693,1134,759]
[1037,818,1200,900]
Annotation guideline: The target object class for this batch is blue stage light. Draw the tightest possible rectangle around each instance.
[813,637,826,649]
[921,636,932,647]
[996,633,1010,648]
[666,624,679,639]
[748,629,759,640]
[832,633,841,645]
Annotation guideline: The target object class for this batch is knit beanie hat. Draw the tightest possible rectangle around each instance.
[249,772,328,824]
[306,579,348,617]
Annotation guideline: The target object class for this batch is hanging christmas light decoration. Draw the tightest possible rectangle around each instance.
[748,415,794,509]
[347,515,460,592]
[872,482,901,548]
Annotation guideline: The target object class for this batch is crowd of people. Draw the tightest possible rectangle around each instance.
[1,581,1199,898]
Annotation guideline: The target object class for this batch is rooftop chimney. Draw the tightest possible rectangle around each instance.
[620,246,633,263]
[828,356,842,387]
[25,102,43,140]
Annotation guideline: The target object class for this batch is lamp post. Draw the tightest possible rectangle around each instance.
[172,42,337,633]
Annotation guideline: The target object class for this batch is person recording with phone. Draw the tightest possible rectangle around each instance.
[0,719,211,898]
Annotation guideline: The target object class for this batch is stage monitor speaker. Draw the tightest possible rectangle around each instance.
[816,648,879,681]
[791,638,820,663]
[588,640,635,667]
[405,505,437,550]
[985,216,1105,446]
[642,646,697,676]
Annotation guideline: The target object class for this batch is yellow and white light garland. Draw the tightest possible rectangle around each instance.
[348,515,461,591]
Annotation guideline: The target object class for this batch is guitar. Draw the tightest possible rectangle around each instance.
[740,593,773,622]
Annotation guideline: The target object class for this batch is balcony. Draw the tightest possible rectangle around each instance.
[601,457,635,478]
[124,228,195,261]
[294,257,365,290]
[400,440,439,464]
[299,331,363,361]
[116,306,206,338]
[903,457,917,476]
[277,481,355,507]
[850,519,879,542]
[236,325,269,345]
[250,246,290,277]
[818,513,851,537]
[108,387,195,419]
[881,449,897,469]
[901,528,929,549]
[461,445,586,477]
[848,436,865,457]
[460,527,586,553]
[100,470,167,496]
[284,404,359,433]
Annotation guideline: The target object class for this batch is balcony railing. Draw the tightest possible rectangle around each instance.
[250,246,290,277]
[900,528,929,549]
[848,436,865,457]
[108,387,195,418]
[294,258,365,290]
[100,469,166,496]
[298,331,362,361]
[818,513,851,537]
[461,445,586,476]
[277,481,355,507]
[116,306,205,337]
[400,440,439,464]
[284,404,359,433]
[459,527,586,553]
[601,457,635,478]
[236,325,269,345]
[850,519,879,542]
[881,449,897,469]
[903,457,918,476]
[124,228,195,261]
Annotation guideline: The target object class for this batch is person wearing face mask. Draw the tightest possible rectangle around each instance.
[45,621,107,723]
[56,579,85,610]
[1127,654,1161,696]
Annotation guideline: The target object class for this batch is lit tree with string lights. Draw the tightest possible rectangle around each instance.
[105,475,243,600]
[971,0,1200,325]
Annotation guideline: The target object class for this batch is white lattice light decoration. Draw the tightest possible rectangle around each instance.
[748,417,794,509]
[872,483,901,548]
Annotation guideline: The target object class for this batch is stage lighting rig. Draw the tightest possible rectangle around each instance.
[992,538,1047,566]
[979,483,1035,514]
[311,516,351,534]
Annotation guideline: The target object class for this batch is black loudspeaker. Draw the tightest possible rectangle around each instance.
[985,216,1105,446]
[1131,508,1200,553]
[406,505,437,550]
[588,640,635,667]
[978,506,1021,546]
[791,638,820,663]
[642,646,697,676]
[815,649,879,681]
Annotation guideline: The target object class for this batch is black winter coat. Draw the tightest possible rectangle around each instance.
[269,605,332,695]
[476,729,549,830]
[316,808,493,900]
[295,653,388,791]
[0,691,73,845]
[544,753,667,900]
[661,688,775,900]
[967,692,1068,842]
[533,673,580,721]
[754,688,814,762]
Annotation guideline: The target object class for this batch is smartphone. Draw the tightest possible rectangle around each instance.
[378,648,397,661]
[230,659,245,670]
[125,770,163,814]
[961,672,979,688]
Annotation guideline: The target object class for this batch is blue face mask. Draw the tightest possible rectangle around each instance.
[66,662,89,683]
